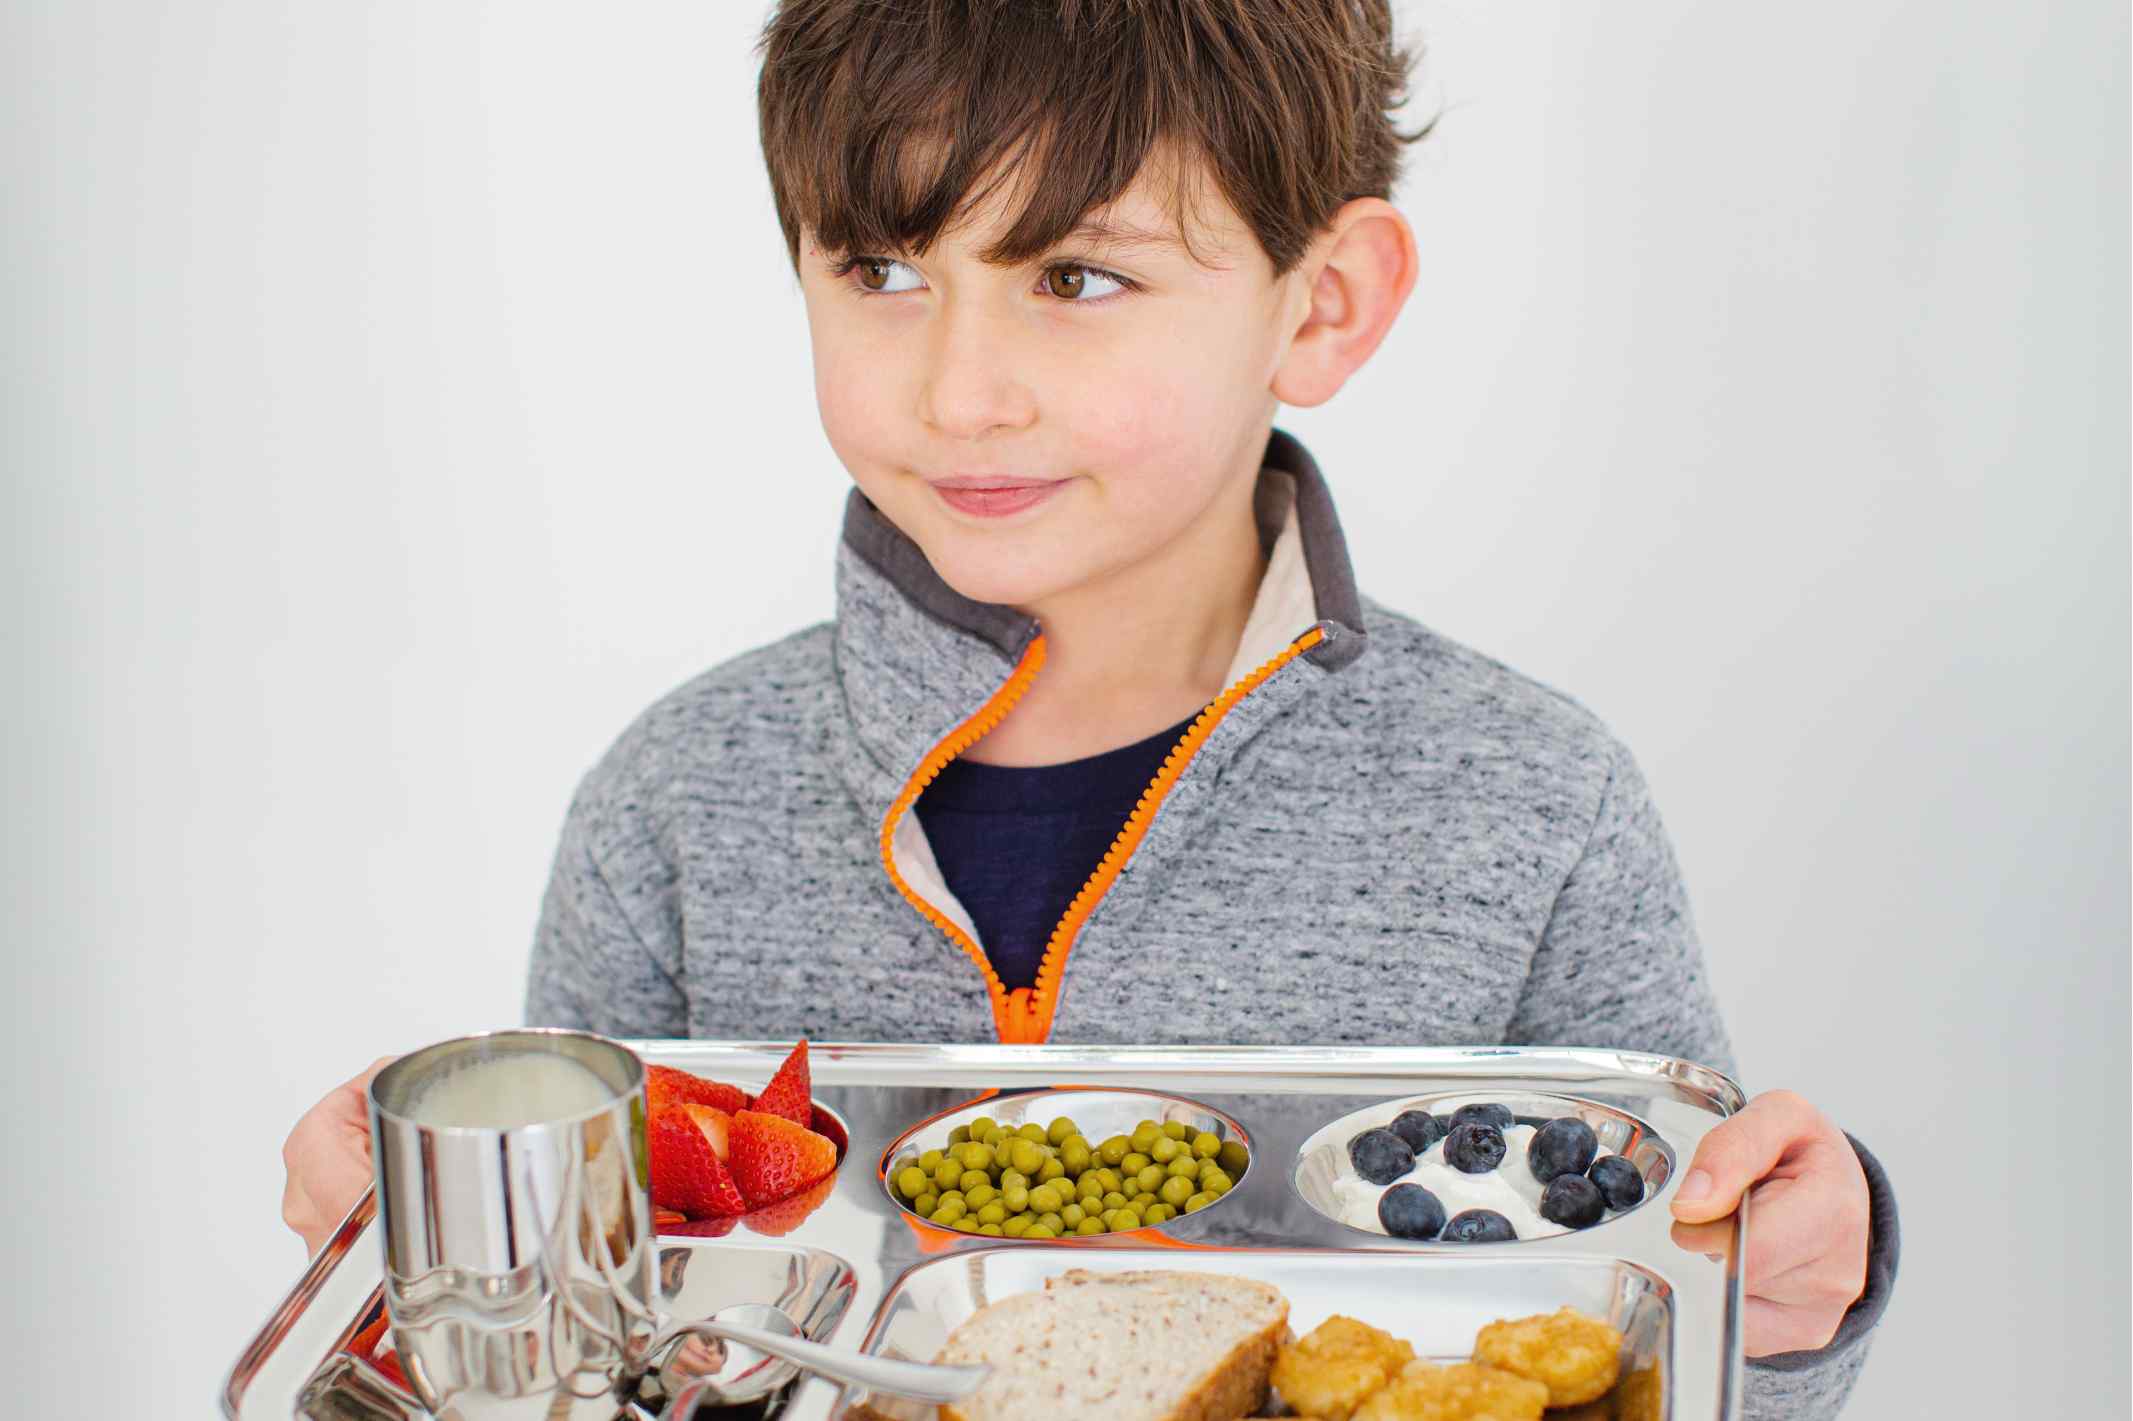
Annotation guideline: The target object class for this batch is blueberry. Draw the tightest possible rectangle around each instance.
[1539,1174,1606,1229]
[1587,1155,1646,1210]
[1346,1128,1416,1186]
[1376,1183,1447,1240]
[1447,1103,1516,1135]
[1388,1110,1446,1154]
[1441,1122,1507,1174]
[1526,1117,1600,1184]
[1440,1208,1517,1243]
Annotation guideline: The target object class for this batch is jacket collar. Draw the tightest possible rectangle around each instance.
[830,428,1368,800]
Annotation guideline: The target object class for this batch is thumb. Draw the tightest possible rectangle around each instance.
[1670,1090,1818,1224]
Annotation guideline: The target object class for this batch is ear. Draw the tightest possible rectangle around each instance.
[1270,198,1419,408]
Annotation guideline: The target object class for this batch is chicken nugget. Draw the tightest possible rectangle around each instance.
[1610,1363,1662,1421]
[1470,1307,1623,1408]
[1271,1316,1417,1421]
[1351,1360,1548,1421]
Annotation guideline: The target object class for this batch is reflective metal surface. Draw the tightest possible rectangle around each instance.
[228,1043,1746,1421]
[369,1030,657,1421]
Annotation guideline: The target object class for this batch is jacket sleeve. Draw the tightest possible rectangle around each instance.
[523,781,690,1040]
[1509,738,1898,1419]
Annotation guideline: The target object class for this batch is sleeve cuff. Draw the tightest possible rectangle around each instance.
[1747,1130,1901,1373]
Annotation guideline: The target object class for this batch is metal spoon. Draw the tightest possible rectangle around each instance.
[657,1304,987,1419]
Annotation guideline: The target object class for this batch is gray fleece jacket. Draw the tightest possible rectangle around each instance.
[525,430,1897,1414]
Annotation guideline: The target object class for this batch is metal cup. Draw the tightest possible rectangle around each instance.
[369,1029,657,1421]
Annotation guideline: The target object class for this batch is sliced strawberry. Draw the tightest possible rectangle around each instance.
[647,1106,748,1218]
[652,1208,689,1230]
[744,1170,836,1237]
[728,1109,838,1209]
[662,1213,739,1239]
[645,1064,749,1116]
[681,1103,732,1160]
[749,1039,813,1127]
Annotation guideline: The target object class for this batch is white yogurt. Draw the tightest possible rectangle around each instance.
[1331,1115,1627,1242]
[406,1052,618,1129]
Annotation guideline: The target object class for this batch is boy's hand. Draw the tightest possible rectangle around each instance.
[1669,1089,1870,1357]
[280,1056,397,1257]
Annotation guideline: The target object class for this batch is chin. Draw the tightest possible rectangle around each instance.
[916,539,1078,611]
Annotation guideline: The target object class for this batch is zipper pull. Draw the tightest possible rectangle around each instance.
[1004,987,1037,1044]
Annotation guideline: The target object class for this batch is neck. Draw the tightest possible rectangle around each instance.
[964,476,1267,767]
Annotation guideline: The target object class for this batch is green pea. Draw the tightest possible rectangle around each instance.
[1191,1132,1222,1161]
[1000,1169,1029,1191]
[1162,1121,1189,1141]
[896,1166,929,1199]
[1075,1175,1104,1201]
[1061,1139,1093,1174]
[937,1190,964,1208]
[957,1142,994,1171]
[933,1160,961,1190]
[959,1169,991,1193]
[1197,1158,1224,1182]
[1101,1190,1128,1210]
[1142,1202,1174,1224]
[1076,1216,1105,1236]
[1036,1158,1066,1184]
[1060,1203,1085,1228]
[954,1217,982,1233]
[1016,1122,1048,1143]
[1008,1139,1045,1176]
[1023,1223,1056,1239]
[1129,1122,1161,1152]
[992,1140,1016,1171]
[917,1149,944,1172]
[1028,1184,1064,1215]
[1184,1192,1212,1213]
[1002,1184,1030,1213]
[1037,1212,1064,1234]
[1046,1117,1078,1145]
[1203,1170,1234,1196]
[978,1222,1003,1235]
[1098,1135,1131,1166]
[1219,1141,1251,1175]
[932,1199,966,1224]
[965,1184,998,1209]
[977,1201,1008,1225]
[1002,1214,1032,1237]
[1150,1137,1182,1164]
[1167,1156,1199,1181]
[1120,1177,1144,1200]
[946,1125,971,1145]
[1159,1175,1195,1207]
[1120,1153,1151,1176]
[1136,1165,1165,1193]
[968,1116,997,1140]
[1094,1168,1122,1193]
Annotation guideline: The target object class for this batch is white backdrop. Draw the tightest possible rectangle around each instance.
[5,1,2125,1413]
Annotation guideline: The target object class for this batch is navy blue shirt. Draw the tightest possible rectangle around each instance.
[916,714,1200,991]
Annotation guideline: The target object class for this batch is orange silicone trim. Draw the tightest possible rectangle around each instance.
[879,626,1326,1045]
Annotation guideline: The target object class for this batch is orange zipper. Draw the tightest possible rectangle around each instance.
[879,625,1325,1044]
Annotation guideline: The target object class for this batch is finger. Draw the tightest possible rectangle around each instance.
[1669,1215,1734,1259]
[1742,1296,1845,1358]
[1671,1090,1823,1224]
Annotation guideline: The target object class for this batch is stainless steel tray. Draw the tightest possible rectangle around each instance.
[225,1043,1746,1421]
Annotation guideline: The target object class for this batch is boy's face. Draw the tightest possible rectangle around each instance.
[797,160,1304,612]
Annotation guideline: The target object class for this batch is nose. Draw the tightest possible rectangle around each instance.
[916,300,1037,441]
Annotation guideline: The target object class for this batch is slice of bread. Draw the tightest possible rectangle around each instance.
[937,1270,1291,1421]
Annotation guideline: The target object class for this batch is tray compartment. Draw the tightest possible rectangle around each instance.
[878,1086,1254,1238]
[843,1246,1671,1421]
[1294,1090,1674,1244]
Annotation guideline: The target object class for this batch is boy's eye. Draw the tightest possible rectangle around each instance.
[850,257,924,293]
[1041,264,1126,301]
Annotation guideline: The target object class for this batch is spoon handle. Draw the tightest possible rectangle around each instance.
[662,1317,991,1404]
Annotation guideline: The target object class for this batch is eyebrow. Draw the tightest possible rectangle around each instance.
[1055,219,1189,255]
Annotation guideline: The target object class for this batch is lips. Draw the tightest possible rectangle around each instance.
[926,475,1068,518]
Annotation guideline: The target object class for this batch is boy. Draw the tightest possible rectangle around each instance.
[281,3,1896,1414]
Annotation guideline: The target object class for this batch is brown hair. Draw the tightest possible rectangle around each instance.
[756,0,1429,276]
